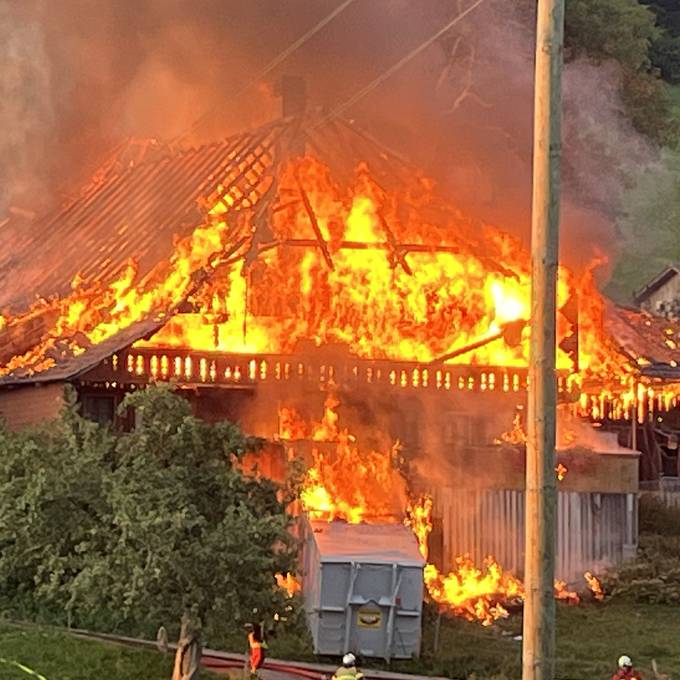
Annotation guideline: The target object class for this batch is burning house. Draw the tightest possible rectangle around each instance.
[1,109,680,642]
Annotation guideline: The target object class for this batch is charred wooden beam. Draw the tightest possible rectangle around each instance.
[430,319,526,364]
[431,331,503,364]
[256,238,518,279]
[294,174,334,271]
[378,212,412,276]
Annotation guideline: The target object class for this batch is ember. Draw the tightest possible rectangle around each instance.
[494,409,527,445]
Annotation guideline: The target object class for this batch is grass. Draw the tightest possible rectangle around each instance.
[0,622,213,680]
[374,600,680,679]
[2,600,680,680]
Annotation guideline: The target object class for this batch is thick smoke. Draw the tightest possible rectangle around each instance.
[0,0,662,273]
[0,1,53,213]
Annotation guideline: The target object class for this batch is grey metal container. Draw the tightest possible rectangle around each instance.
[302,520,425,661]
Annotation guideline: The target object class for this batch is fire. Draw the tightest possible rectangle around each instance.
[138,157,580,368]
[0,151,666,422]
[495,409,527,445]
[555,462,568,481]
[407,497,583,624]
[0,212,238,376]
[280,393,340,442]
[293,395,406,524]
[584,571,604,601]
[406,497,522,625]
[554,579,580,604]
[275,572,301,598]
[423,557,523,626]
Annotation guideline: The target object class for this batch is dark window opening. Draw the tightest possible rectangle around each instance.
[81,395,115,426]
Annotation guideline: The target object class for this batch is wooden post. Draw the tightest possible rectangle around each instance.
[523,1,564,679]
[433,610,442,656]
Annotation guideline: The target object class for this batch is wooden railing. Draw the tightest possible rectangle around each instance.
[81,346,574,396]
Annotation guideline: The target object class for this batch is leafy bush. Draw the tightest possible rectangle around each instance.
[0,386,302,647]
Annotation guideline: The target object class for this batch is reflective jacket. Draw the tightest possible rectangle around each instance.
[333,666,364,680]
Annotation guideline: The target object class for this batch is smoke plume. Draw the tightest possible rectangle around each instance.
[0,0,662,274]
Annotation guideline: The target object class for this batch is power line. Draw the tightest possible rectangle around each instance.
[316,0,487,126]
[182,0,357,141]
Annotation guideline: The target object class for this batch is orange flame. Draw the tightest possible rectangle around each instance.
[555,463,568,481]
[584,571,604,601]
[138,157,579,368]
[495,410,527,445]
[293,395,406,524]
[407,497,583,624]
[275,572,301,598]
[1,152,655,418]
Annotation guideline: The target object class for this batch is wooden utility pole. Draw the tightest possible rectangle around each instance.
[523,0,564,679]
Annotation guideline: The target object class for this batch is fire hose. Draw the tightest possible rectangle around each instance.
[67,628,439,680]
[0,657,48,679]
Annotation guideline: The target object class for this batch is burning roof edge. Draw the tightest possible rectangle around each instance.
[0,317,166,387]
[603,301,680,379]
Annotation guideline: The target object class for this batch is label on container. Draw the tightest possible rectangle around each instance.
[357,608,382,628]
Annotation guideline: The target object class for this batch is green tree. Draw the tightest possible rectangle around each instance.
[0,386,298,646]
[0,390,114,622]
[565,0,679,145]
[606,147,680,301]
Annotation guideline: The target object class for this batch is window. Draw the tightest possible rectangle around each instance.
[81,395,115,426]
[443,414,487,446]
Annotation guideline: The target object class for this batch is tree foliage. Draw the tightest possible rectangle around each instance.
[565,0,679,146]
[643,0,680,83]
[0,386,298,644]
[606,146,680,301]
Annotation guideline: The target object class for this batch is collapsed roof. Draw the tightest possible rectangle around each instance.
[0,114,679,388]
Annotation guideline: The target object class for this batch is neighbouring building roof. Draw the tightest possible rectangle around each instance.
[633,265,680,306]
[604,302,680,379]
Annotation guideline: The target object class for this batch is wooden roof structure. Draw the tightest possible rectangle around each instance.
[1,113,680,388]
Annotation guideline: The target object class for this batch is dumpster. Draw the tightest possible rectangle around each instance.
[302,520,425,660]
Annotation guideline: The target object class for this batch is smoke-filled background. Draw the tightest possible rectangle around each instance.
[0,0,669,280]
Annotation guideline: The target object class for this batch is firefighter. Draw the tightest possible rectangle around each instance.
[332,653,363,680]
[612,655,645,680]
[247,622,268,677]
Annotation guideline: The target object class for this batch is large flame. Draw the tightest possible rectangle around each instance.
[140,157,578,367]
[1,152,668,423]
[407,497,583,625]
[289,394,406,524]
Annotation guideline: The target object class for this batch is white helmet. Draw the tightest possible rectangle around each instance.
[342,653,356,667]
[618,655,633,669]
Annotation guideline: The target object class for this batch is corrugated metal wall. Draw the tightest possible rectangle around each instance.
[434,488,637,584]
